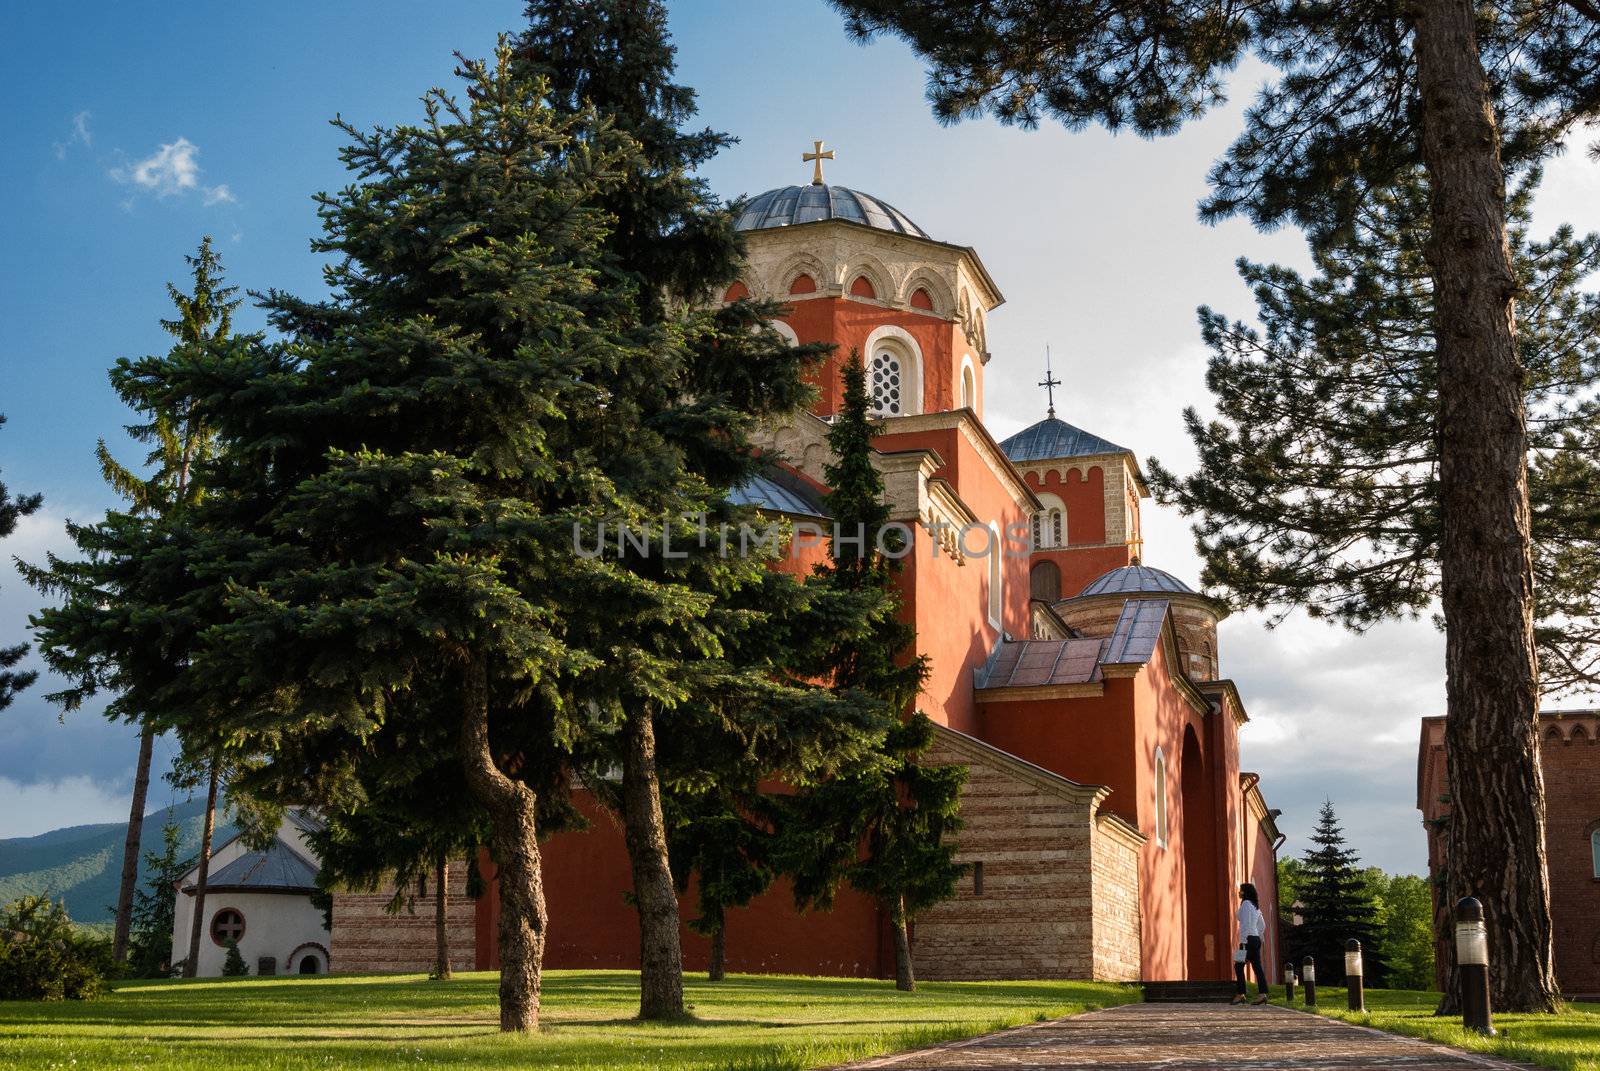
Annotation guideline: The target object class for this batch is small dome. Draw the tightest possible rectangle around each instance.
[1078,564,1196,598]
[736,185,928,238]
[1000,416,1129,464]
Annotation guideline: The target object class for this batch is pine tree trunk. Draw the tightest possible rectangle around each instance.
[183,755,220,978]
[432,852,452,981]
[620,709,685,1019]
[457,653,545,1032]
[112,722,156,963]
[1412,0,1561,1014]
[890,895,915,992]
[708,913,726,982]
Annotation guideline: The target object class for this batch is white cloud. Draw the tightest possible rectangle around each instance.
[52,109,92,159]
[0,776,129,839]
[110,137,234,206]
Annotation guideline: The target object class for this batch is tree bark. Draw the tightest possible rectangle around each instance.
[432,852,452,981]
[708,913,726,982]
[1412,0,1561,1013]
[890,895,915,992]
[620,708,685,1019]
[182,755,220,979]
[457,652,546,1032]
[112,722,156,963]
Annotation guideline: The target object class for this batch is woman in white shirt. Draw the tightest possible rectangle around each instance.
[1231,882,1270,1005]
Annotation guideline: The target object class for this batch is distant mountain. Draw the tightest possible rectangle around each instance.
[0,797,237,925]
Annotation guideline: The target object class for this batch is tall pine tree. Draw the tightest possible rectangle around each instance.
[778,353,966,993]
[23,239,233,965]
[0,414,42,712]
[825,0,1600,1011]
[1291,801,1381,988]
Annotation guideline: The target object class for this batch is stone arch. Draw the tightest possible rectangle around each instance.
[1547,724,1566,745]
[960,353,979,413]
[863,324,924,416]
[768,319,799,347]
[844,254,894,304]
[769,252,829,298]
[287,941,330,975]
[901,271,951,316]
[722,280,749,302]
[1572,723,1590,743]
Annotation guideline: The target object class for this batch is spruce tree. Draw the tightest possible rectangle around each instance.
[665,786,773,982]
[0,414,42,712]
[825,0,1600,1011]
[1292,802,1380,988]
[23,239,233,965]
[778,353,966,993]
[514,0,889,1019]
[221,939,248,977]
[127,817,194,978]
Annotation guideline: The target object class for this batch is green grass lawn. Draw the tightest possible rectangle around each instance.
[1290,986,1600,1071]
[0,970,1138,1071]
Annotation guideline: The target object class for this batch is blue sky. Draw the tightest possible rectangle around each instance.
[3,2,1597,872]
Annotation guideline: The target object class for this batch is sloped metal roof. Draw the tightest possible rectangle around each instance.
[1079,564,1196,598]
[999,416,1130,463]
[727,471,831,518]
[1102,599,1171,665]
[976,637,1107,689]
[190,840,318,894]
[735,185,928,238]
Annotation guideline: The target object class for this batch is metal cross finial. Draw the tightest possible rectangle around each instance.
[1039,344,1062,417]
[803,139,835,185]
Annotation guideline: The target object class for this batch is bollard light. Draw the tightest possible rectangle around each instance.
[1302,956,1317,1007]
[1284,963,1296,1001]
[1345,939,1365,1012]
[1455,897,1495,1036]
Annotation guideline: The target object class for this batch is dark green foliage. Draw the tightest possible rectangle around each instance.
[1371,870,1436,992]
[778,354,965,986]
[126,819,194,978]
[1289,802,1380,987]
[0,896,109,1000]
[829,1,1599,242]
[0,413,42,711]
[1146,169,1600,695]
[221,939,248,977]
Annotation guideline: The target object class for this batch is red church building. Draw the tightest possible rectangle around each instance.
[333,160,1285,984]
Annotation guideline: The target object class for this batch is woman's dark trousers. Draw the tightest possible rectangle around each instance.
[1234,935,1268,995]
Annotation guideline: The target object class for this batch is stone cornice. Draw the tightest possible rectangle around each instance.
[1096,811,1149,851]
[976,681,1107,702]
[882,408,1042,513]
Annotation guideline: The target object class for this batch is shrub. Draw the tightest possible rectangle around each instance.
[222,939,249,976]
[0,895,110,1000]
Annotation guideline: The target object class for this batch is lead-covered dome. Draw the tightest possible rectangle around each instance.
[1079,564,1196,598]
[735,184,928,238]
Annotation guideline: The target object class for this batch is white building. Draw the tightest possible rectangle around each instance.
[171,810,330,977]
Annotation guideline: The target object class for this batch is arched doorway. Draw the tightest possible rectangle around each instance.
[1180,725,1220,978]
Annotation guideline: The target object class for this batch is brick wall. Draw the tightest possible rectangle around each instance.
[1091,815,1143,981]
[331,860,477,974]
[913,725,1142,981]
[1541,714,1600,998]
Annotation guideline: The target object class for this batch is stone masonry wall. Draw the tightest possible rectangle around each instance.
[331,859,477,974]
[1541,714,1600,997]
[914,731,1107,980]
[1090,817,1143,981]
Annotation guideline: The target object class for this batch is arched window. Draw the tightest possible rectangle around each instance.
[789,273,816,295]
[210,907,245,946]
[1592,827,1600,878]
[1030,560,1061,602]
[1031,493,1066,549]
[870,347,905,416]
[987,522,1003,629]
[961,360,977,411]
[1154,749,1169,848]
[849,275,877,299]
[910,287,934,311]
[722,281,749,302]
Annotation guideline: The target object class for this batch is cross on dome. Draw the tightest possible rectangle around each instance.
[803,139,834,185]
[1038,345,1062,418]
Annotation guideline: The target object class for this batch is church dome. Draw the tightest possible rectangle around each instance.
[736,184,929,239]
[1078,564,1196,598]
[1000,416,1129,463]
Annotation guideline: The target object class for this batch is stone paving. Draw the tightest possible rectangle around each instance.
[847,1002,1535,1070]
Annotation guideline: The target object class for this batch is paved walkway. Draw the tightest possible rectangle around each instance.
[849,1002,1532,1070]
